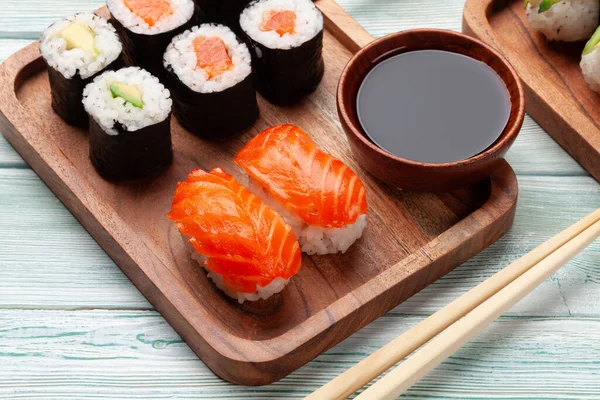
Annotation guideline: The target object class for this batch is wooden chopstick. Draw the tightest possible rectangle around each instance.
[356,217,600,400]
[306,208,600,400]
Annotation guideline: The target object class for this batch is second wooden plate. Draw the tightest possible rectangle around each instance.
[463,0,600,182]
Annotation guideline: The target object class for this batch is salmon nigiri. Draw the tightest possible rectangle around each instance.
[167,168,302,303]
[235,124,368,255]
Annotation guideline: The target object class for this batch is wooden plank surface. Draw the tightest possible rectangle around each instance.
[0,0,599,398]
[2,310,600,398]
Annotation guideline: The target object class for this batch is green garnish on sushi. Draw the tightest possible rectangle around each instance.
[583,26,600,56]
[538,0,559,13]
[61,23,100,57]
[523,0,558,13]
[110,82,144,108]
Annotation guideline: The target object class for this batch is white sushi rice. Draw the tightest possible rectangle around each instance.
[581,47,600,92]
[184,235,290,304]
[40,13,122,79]
[526,0,599,42]
[207,271,289,304]
[163,24,252,93]
[82,67,172,135]
[107,0,195,34]
[240,0,323,50]
[249,178,367,255]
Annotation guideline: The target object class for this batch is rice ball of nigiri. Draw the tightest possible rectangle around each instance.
[525,0,599,42]
[581,27,600,92]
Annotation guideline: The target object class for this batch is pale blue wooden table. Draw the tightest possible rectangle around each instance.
[1,0,599,398]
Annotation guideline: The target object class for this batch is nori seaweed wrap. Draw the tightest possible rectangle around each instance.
[165,69,258,138]
[193,0,252,35]
[163,24,259,138]
[107,0,199,81]
[247,31,324,105]
[240,0,325,105]
[83,67,173,181]
[46,57,124,127]
[39,13,125,127]
[89,116,173,181]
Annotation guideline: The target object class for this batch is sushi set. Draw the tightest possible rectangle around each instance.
[464,0,600,183]
[0,0,520,386]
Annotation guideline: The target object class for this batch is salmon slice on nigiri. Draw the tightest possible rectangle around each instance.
[124,0,173,27]
[235,124,368,255]
[167,168,302,303]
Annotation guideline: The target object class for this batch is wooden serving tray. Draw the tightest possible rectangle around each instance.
[464,0,600,183]
[0,0,518,385]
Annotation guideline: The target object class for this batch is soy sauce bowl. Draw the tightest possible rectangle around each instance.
[337,29,525,192]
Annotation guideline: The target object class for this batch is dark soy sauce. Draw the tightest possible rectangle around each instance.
[357,50,511,164]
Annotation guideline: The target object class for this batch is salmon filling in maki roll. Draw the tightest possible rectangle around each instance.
[240,0,325,105]
[40,13,124,127]
[193,36,234,78]
[163,24,258,138]
[260,9,296,36]
[109,0,195,35]
[167,168,302,303]
[123,0,174,27]
[235,124,368,255]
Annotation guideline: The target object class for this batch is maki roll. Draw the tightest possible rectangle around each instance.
[40,13,124,127]
[82,67,173,181]
[167,167,302,304]
[193,0,252,34]
[163,24,258,138]
[581,27,600,92]
[525,0,599,42]
[235,124,368,255]
[239,0,325,105]
[107,0,197,78]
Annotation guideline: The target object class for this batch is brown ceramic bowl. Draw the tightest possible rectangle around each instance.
[337,29,525,192]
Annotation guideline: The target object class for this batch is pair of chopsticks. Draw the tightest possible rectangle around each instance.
[306,208,600,400]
